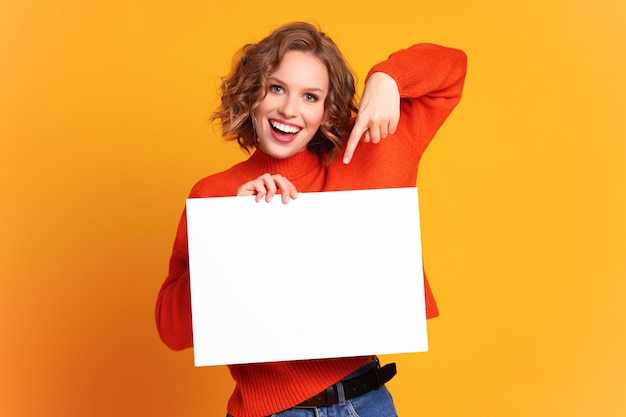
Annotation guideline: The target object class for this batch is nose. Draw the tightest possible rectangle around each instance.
[278,94,298,118]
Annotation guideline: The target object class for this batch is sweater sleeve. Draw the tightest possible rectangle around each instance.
[154,170,240,351]
[155,208,194,350]
[366,43,467,158]
[326,43,467,190]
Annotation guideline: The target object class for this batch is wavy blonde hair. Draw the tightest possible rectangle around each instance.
[211,22,357,162]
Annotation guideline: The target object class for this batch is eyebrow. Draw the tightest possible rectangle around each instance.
[267,76,327,95]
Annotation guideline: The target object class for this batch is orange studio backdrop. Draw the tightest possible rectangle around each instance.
[1,0,625,416]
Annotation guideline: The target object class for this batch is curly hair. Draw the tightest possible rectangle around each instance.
[211,22,358,162]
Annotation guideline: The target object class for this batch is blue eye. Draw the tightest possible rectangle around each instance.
[304,93,319,102]
[269,85,283,94]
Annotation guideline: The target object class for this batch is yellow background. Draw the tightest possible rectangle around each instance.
[2,0,625,416]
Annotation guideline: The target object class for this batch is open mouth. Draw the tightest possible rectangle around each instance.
[271,120,301,136]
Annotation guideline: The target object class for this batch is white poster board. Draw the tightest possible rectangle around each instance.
[186,187,427,367]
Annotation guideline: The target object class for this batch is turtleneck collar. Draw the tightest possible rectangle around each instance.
[246,149,324,180]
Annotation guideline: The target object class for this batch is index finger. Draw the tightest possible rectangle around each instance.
[343,120,368,164]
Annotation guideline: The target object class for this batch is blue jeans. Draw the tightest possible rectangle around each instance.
[267,385,398,417]
[227,359,398,417]
[226,387,397,417]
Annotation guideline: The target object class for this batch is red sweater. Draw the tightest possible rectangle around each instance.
[155,43,467,417]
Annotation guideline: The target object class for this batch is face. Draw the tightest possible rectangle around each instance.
[253,50,329,159]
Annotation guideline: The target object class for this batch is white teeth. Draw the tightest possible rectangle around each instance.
[271,120,300,134]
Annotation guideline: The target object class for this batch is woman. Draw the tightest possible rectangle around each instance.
[156,21,467,417]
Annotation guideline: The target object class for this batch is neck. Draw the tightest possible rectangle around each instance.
[248,149,323,180]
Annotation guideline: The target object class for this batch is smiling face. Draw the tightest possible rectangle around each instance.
[253,50,329,159]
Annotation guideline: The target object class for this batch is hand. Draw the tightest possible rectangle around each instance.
[237,173,298,204]
[343,72,400,164]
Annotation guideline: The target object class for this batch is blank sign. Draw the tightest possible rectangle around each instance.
[186,187,427,367]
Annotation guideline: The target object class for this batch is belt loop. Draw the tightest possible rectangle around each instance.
[336,381,346,406]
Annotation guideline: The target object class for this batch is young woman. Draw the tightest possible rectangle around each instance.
[156,21,467,417]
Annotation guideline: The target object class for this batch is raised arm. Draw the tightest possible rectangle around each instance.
[342,43,467,165]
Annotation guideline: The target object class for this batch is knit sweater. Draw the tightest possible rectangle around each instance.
[155,43,467,417]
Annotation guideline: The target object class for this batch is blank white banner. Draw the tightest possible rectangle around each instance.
[186,187,427,367]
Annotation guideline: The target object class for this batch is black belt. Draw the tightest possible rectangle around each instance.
[295,363,397,408]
